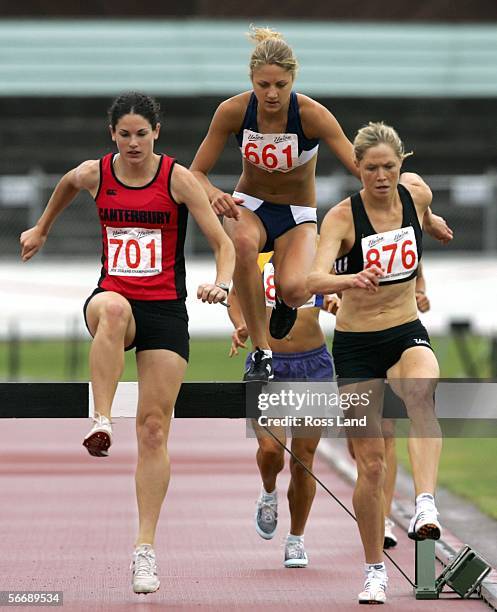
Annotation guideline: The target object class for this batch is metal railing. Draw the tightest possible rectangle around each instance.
[2,169,497,254]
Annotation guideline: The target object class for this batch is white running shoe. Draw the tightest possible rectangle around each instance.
[82,413,112,457]
[384,517,398,549]
[408,503,441,541]
[358,565,388,604]
[254,492,278,540]
[131,544,160,594]
[284,538,308,568]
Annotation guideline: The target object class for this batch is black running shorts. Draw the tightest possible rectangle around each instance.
[83,288,189,361]
[332,319,432,380]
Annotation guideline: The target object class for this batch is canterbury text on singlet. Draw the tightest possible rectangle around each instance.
[95,153,188,300]
[235,92,319,173]
[333,184,423,286]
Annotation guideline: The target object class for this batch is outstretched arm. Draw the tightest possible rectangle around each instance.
[20,160,99,261]
[190,97,245,220]
[307,203,384,295]
[301,98,359,179]
[400,172,453,244]
[423,209,453,244]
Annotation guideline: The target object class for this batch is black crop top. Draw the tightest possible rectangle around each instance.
[334,184,422,286]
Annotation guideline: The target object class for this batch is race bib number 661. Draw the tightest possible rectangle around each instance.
[361,226,418,283]
[241,130,298,173]
[106,227,162,276]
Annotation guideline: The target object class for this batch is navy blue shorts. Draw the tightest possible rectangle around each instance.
[233,191,317,252]
[332,319,432,380]
[245,344,334,381]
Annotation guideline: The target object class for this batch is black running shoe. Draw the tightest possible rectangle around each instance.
[269,297,297,339]
[243,348,274,382]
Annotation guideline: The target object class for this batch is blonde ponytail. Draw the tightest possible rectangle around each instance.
[247,25,298,78]
[248,25,284,44]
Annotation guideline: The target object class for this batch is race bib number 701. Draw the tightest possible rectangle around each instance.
[361,226,418,283]
[106,227,162,276]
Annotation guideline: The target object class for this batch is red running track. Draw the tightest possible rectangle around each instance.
[0,418,488,611]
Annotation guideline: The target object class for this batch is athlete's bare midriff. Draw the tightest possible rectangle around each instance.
[236,156,317,206]
[264,307,325,352]
[336,278,418,332]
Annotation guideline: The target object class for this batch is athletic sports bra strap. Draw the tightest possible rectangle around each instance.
[350,192,374,238]
[397,183,422,233]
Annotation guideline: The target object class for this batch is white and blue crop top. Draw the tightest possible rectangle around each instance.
[235,92,319,173]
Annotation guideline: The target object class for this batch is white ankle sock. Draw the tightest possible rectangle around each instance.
[287,533,304,543]
[365,562,385,573]
[262,486,277,498]
[416,493,435,507]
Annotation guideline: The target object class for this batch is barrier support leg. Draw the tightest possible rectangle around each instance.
[415,539,439,599]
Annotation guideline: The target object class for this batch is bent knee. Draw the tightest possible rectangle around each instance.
[258,438,285,461]
[277,281,308,308]
[233,234,260,261]
[99,299,132,329]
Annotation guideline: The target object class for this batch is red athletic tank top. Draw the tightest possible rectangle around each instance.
[94,153,187,300]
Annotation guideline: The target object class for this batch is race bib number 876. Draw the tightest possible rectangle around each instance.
[106,227,162,276]
[361,226,418,283]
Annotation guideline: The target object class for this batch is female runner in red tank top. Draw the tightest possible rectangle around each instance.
[20,92,235,596]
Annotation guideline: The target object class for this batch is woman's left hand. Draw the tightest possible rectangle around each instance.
[424,213,453,244]
[416,291,431,313]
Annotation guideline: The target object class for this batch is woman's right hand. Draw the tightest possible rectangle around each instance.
[211,192,244,220]
[20,226,47,262]
[350,266,385,292]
